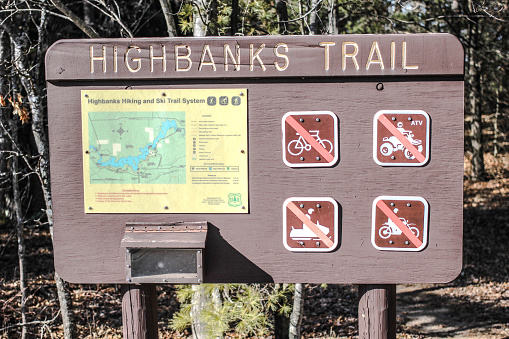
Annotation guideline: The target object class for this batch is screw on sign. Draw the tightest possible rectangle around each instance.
[283,197,339,252]
[371,196,429,251]
[282,111,338,167]
[373,110,430,166]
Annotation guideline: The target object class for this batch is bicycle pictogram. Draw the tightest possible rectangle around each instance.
[287,130,333,156]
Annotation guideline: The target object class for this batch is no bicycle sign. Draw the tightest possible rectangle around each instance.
[282,111,339,167]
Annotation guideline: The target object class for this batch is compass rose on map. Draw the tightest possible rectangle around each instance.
[113,124,128,138]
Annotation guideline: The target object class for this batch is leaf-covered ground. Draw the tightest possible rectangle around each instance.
[1,154,508,338]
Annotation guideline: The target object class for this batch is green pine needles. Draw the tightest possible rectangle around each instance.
[170,284,294,337]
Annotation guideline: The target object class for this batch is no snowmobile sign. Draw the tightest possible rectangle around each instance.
[283,197,339,252]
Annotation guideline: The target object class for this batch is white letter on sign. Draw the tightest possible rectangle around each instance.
[319,42,335,71]
[274,43,289,71]
[366,41,384,70]
[90,46,106,73]
[402,41,419,70]
[175,45,192,72]
[250,44,266,71]
[342,42,359,70]
[124,46,141,73]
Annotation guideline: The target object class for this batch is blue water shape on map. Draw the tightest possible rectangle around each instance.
[90,119,179,172]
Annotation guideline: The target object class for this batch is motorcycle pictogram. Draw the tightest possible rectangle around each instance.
[378,216,419,239]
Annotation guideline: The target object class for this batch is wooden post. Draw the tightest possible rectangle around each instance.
[358,284,396,339]
[121,284,158,339]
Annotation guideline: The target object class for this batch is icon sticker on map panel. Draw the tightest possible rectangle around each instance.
[371,196,429,251]
[373,110,430,166]
[283,197,339,252]
[282,111,339,168]
[81,89,248,214]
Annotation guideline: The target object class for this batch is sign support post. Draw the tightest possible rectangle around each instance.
[358,284,396,339]
[121,285,158,339]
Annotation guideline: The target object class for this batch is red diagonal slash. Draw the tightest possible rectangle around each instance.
[376,200,422,248]
[286,116,335,163]
[378,114,426,163]
[287,202,334,248]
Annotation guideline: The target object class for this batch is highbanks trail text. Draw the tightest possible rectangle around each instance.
[89,41,418,74]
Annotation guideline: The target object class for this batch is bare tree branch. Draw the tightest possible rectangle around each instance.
[159,0,178,36]
[50,0,100,38]
[275,0,323,24]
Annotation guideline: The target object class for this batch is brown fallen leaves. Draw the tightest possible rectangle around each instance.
[0,93,30,124]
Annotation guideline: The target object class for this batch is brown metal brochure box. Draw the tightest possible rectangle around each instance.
[121,222,207,283]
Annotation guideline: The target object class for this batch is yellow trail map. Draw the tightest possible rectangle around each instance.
[81,89,248,213]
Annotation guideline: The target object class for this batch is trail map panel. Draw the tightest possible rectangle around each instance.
[81,89,248,214]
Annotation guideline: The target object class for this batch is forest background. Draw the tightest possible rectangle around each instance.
[0,0,508,338]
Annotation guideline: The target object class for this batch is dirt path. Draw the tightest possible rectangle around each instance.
[397,283,509,338]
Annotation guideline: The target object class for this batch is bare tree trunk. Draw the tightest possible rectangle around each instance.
[191,285,209,339]
[309,0,319,35]
[6,23,76,339]
[328,0,338,34]
[276,0,289,34]
[211,286,223,339]
[190,4,211,333]
[298,0,305,34]
[0,29,9,217]
[494,84,500,156]
[288,283,305,339]
[159,0,178,36]
[10,96,27,339]
[193,0,208,37]
[467,19,484,180]
[230,0,239,35]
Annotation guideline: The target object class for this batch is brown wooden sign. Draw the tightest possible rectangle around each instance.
[45,34,464,284]
[46,34,463,82]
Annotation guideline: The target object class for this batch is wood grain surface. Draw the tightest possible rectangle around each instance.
[45,34,463,81]
[46,35,464,284]
[358,284,396,339]
[121,285,158,339]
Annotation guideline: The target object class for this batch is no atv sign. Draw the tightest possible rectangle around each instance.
[373,110,430,166]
